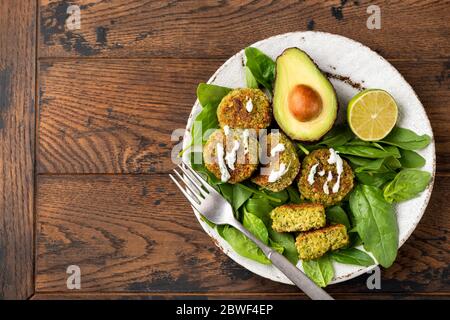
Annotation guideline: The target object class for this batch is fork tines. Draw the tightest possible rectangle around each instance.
[169,163,210,209]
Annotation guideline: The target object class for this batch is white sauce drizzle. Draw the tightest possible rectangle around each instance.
[223,125,231,136]
[242,129,250,155]
[307,164,319,185]
[216,143,230,182]
[268,163,289,183]
[318,169,325,176]
[225,140,240,171]
[323,171,333,195]
[245,98,254,112]
[270,143,285,157]
[327,148,344,193]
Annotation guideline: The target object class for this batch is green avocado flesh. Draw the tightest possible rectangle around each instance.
[274,48,338,141]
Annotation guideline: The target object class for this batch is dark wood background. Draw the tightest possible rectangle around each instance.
[0,0,448,299]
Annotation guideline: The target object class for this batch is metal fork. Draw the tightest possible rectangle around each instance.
[170,163,334,300]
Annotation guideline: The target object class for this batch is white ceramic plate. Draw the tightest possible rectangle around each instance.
[182,31,436,285]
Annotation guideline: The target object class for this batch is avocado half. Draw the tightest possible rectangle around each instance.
[273,48,338,141]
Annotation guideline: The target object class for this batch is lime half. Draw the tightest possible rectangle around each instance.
[347,89,398,141]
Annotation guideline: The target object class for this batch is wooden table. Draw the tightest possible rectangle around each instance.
[0,0,448,300]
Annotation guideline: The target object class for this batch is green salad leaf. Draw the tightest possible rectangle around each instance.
[354,158,386,173]
[318,124,354,148]
[218,183,234,205]
[190,84,231,146]
[221,225,270,264]
[232,184,253,211]
[399,149,426,168]
[268,228,299,264]
[269,239,285,254]
[197,83,231,108]
[245,66,259,89]
[191,103,218,143]
[243,210,269,244]
[383,169,431,203]
[349,185,398,268]
[336,145,400,159]
[381,127,431,150]
[244,47,275,92]
[244,197,273,225]
[287,185,302,204]
[329,248,375,267]
[326,206,351,230]
[302,255,334,287]
[355,171,397,188]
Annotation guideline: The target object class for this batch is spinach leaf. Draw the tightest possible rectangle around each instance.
[196,83,231,109]
[239,182,283,203]
[191,104,219,143]
[218,183,234,205]
[243,210,269,244]
[245,66,259,89]
[244,197,273,226]
[232,184,253,211]
[269,239,284,254]
[244,47,275,92]
[399,149,426,168]
[268,227,299,265]
[329,248,375,267]
[349,233,363,247]
[384,156,402,171]
[319,124,354,148]
[296,142,312,156]
[265,189,289,206]
[355,171,397,188]
[221,225,270,264]
[349,185,398,268]
[354,158,386,173]
[336,145,400,159]
[302,255,334,287]
[383,169,432,203]
[192,83,231,144]
[344,154,397,174]
[287,186,302,204]
[345,155,377,168]
[326,206,351,230]
[381,127,431,150]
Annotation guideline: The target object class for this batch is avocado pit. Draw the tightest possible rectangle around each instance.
[288,84,323,122]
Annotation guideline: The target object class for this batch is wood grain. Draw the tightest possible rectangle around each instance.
[37,58,220,174]
[38,58,449,174]
[0,0,36,299]
[38,0,450,59]
[36,174,449,294]
[30,292,450,300]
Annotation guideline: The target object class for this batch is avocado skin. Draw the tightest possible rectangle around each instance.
[273,47,338,142]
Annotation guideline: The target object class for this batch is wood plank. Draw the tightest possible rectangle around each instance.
[36,174,449,293]
[0,0,36,299]
[31,292,450,300]
[37,58,220,174]
[38,59,450,174]
[38,0,450,59]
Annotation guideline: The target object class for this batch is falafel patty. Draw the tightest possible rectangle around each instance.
[252,131,300,192]
[270,203,326,232]
[296,224,349,260]
[203,128,258,184]
[298,148,354,206]
[217,88,272,131]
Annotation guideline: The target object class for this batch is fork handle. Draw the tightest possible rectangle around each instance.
[231,221,334,300]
